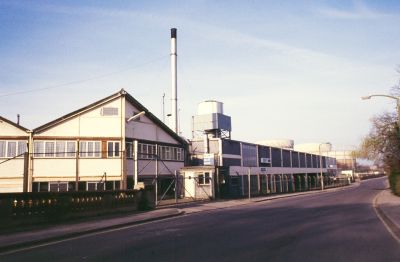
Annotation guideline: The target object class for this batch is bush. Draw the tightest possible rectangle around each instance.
[389,169,400,196]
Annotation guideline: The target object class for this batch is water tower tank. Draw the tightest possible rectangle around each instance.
[197,100,224,115]
[193,100,231,138]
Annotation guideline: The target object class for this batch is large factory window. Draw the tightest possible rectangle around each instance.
[138,143,156,159]
[159,145,184,161]
[79,141,101,158]
[33,140,75,158]
[242,143,257,167]
[0,140,27,158]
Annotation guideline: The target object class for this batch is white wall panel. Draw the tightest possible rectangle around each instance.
[125,103,178,144]
[37,99,122,138]
[33,159,76,180]
[79,158,122,179]
[0,121,29,136]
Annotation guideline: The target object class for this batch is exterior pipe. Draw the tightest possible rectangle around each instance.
[170,28,178,133]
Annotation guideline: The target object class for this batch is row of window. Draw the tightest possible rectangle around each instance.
[32,181,121,192]
[0,140,27,158]
[34,141,77,158]
[126,142,184,161]
[33,141,121,158]
[0,140,184,161]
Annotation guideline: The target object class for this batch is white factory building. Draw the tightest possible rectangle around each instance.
[0,89,187,193]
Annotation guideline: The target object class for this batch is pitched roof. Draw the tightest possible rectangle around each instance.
[124,91,188,146]
[33,89,188,146]
[0,115,30,132]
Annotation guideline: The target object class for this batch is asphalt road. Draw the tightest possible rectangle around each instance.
[2,177,400,262]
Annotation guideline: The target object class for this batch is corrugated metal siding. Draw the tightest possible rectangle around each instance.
[223,158,241,166]
[271,147,281,167]
[291,151,299,167]
[299,152,306,167]
[242,143,257,167]
[282,149,291,167]
[258,146,270,158]
[258,146,270,167]
[312,155,318,168]
[222,140,241,155]
[306,154,312,168]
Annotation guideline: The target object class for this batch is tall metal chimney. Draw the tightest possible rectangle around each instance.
[170,28,178,133]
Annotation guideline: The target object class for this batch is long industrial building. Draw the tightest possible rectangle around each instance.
[182,100,337,199]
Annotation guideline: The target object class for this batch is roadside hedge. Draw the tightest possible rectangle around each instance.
[389,169,400,196]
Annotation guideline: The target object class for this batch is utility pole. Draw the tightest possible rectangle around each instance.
[162,93,165,123]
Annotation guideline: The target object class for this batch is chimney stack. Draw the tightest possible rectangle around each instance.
[170,28,178,133]
[17,114,20,125]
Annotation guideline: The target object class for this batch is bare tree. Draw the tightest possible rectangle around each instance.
[359,112,399,163]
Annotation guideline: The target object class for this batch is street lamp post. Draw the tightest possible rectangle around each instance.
[361,94,400,129]
[319,142,331,190]
[126,111,146,189]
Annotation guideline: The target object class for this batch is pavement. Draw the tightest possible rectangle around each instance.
[0,179,399,253]
[374,186,400,243]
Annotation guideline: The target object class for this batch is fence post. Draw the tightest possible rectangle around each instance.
[175,170,178,204]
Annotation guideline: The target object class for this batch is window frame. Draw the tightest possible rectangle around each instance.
[126,142,133,159]
[138,143,156,160]
[0,141,6,158]
[56,141,66,158]
[6,141,17,158]
[80,141,101,158]
[34,140,76,158]
[107,141,121,158]
[197,172,211,186]
[158,145,184,161]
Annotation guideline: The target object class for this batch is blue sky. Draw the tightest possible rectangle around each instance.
[1,0,400,150]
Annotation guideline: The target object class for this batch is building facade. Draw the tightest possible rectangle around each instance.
[0,90,187,193]
[188,137,337,199]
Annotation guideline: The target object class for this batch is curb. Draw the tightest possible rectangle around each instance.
[373,190,400,244]
[178,183,359,216]
[253,182,357,203]
[0,209,185,255]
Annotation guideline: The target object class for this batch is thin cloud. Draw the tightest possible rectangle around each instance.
[188,21,388,74]
[316,1,391,20]
[0,1,153,20]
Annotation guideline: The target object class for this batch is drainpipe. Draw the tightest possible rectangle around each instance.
[27,130,33,192]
